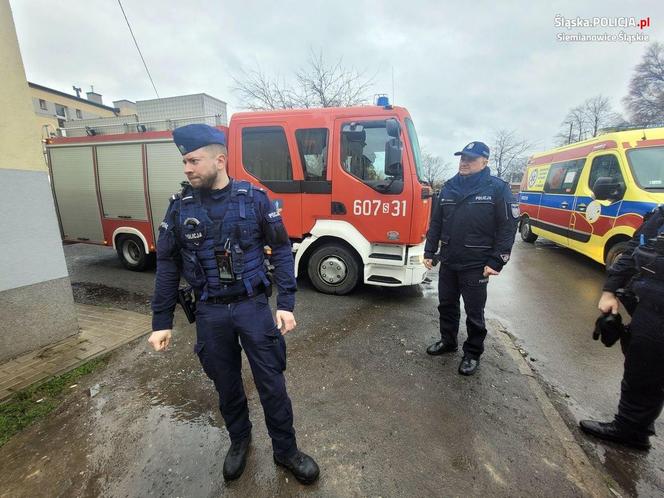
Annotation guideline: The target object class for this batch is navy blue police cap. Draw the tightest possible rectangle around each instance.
[172,124,226,155]
[454,141,490,159]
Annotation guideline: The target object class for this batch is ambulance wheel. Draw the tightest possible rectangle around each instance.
[116,234,150,271]
[605,241,629,269]
[307,243,360,295]
[520,217,538,243]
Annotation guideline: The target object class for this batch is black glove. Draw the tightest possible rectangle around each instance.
[592,312,624,347]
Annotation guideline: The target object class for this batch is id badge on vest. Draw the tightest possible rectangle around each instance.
[215,239,235,283]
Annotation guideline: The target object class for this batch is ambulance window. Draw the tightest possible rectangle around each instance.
[589,155,624,191]
[340,120,403,194]
[295,128,328,180]
[241,126,293,181]
[544,159,583,194]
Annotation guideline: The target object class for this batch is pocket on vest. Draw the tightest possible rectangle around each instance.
[181,249,207,287]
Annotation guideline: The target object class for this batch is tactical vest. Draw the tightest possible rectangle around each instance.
[174,180,269,301]
[632,210,664,306]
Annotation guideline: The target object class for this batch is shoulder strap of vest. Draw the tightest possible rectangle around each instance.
[231,180,253,197]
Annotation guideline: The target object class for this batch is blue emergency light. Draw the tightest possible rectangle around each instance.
[376,95,390,107]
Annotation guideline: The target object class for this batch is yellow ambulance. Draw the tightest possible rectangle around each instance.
[518,127,664,267]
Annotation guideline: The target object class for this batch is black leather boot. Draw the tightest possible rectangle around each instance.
[426,340,458,355]
[579,420,650,450]
[458,355,479,376]
[274,450,320,484]
[223,435,251,481]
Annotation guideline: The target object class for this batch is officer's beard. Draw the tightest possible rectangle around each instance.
[197,170,218,190]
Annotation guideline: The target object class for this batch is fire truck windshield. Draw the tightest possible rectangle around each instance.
[405,117,425,184]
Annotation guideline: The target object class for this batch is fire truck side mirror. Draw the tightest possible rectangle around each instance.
[385,138,403,179]
[386,118,401,138]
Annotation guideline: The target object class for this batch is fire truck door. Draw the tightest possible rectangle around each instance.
[331,117,413,245]
[233,123,303,237]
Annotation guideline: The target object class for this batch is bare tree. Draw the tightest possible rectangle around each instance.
[624,42,664,124]
[230,67,298,111]
[555,96,623,145]
[232,51,374,110]
[490,129,531,180]
[583,95,623,137]
[420,150,449,188]
[556,105,587,145]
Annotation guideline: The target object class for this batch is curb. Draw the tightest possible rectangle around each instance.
[490,319,622,498]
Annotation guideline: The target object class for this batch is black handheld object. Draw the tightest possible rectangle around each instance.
[177,286,196,324]
[263,259,275,298]
[592,312,624,347]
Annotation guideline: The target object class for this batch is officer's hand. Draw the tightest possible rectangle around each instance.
[275,310,296,335]
[148,330,172,351]
[483,266,500,278]
[423,258,434,270]
[598,291,620,315]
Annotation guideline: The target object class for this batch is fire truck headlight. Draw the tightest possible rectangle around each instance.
[409,255,423,266]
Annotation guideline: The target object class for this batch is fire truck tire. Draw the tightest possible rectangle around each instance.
[520,216,538,243]
[605,241,629,269]
[307,243,360,295]
[116,234,150,271]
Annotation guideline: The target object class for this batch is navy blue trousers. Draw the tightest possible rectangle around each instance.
[615,303,664,436]
[194,294,297,458]
[438,265,489,359]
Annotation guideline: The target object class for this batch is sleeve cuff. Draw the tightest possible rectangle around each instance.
[486,256,506,272]
[276,293,295,312]
[152,312,174,331]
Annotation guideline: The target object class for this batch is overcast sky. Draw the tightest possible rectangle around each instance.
[10,0,664,167]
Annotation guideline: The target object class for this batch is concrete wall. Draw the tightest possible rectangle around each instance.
[0,0,78,362]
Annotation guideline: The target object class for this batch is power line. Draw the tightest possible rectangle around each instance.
[117,0,160,98]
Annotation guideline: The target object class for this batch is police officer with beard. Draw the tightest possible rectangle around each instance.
[424,141,518,376]
[148,124,319,484]
[580,205,664,450]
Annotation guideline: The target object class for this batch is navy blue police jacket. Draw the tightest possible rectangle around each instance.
[151,179,296,331]
[424,167,519,271]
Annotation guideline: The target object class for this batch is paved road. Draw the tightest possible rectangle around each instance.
[60,241,664,496]
[0,243,613,497]
[488,238,663,497]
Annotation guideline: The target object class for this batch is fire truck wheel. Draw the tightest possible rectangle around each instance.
[520,217,538,243]
[605,241,629,269]
[116,234,149,271]
[307,243,359,295]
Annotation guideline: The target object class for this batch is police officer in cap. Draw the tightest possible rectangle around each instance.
[148,124,319,484]
[423,141,518,375]
[580,205,664,450]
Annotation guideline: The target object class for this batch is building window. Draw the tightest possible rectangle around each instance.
[241,126,293,181]
[55,104,67,119]
[39,99,47,110]
[76,109,82,119]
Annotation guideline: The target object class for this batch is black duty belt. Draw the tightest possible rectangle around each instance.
[197,285,267,305]
[203,294,251,304]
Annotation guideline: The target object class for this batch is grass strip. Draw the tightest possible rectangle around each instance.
[0,355,109,447]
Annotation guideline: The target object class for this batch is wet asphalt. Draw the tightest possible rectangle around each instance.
[488,238,663,497]
[0,241,660,496]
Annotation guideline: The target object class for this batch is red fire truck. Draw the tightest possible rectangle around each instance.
[46,102,432,294]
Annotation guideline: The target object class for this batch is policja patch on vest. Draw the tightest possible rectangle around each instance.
[510,203,520,219]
